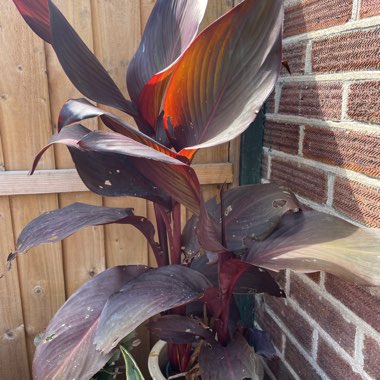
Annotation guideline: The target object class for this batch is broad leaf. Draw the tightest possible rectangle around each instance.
[31,125,172,209]
[148,315,214,344]
[78,131,202,214]
[12,0,51,42]
[58,99,176,158]
[199,334,263,380]
[33,266,149,380]
[47,1,135,115]
[95,265,212,353]
[246,210,380,286]
[190,254,284,297]
[7,202,132,264]
[119,346,144,380]
[195,183,299,253]
[127,0,207,106]
[160,0,283,153]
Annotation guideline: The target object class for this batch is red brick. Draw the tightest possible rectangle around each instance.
[333,177,380,228]
[266,90,275,114]
[263,121,299,155]
[312,28,380,72]
[303,126,380,178]
[290,273,356,355]
[282,41,307,75]
[270,158,328,203]
[265,357,296,380]
[279,82,342,120]
[284,0,352,37]
[284,339,322,380]
[325,273,380,333]
[363,335,380,378]
[360,0,380,18]
[256,302,284,350]
[265,295,314,353]
[348,81,380,124]
[317,337,362,379]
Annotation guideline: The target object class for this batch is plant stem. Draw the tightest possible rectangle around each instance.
[171,202,182,265]
[154,203,169,266]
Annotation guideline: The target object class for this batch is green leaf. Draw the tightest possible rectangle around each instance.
[120,346,145,380]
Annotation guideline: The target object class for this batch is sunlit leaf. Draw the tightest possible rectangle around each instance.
[95,265,212,353]
[246,210,380,286]
[33,266,149,380]
[127,0,207,107]
[160,0,283,153]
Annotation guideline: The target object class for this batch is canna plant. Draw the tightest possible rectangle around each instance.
[4,0,380,379]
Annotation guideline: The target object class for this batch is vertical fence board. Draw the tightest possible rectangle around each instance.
[0,2,65,365]
[45,0,106,297]
[0,196,30,379]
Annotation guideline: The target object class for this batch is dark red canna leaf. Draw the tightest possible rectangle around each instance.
[12,0,51,43]
[31,125,173,209]
[148,315,214,344]
[58,98,177,158]
[194,183,299,254]
[199,334,263,380]
[33,265,149,380]
[246,210,380,286]
[94,265,212,353]
[78,131,202,214]
[47,1,135,115]
[127,0,207,108]
[159,0,283,154]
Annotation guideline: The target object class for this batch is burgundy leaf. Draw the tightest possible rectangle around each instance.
[12,0,51,43]
[33,265,149,380]
[160,0,283,153]
[195,183,299,253]
[31,125,172,209]
[47,1,136,115]
[199,334,263,380]
[78,131,202,214]
[148,315,214,344]
[127,0,207,106]
[7,203,133,265]
[58,99,176,158]
[94,265,212,353]
[246,210,380,286]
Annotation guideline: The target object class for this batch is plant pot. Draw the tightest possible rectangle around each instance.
[148,340,168,380]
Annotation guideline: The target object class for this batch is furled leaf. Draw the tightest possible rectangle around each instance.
[12,0,51,42]
[95,265,212,353]
[127,0,207,106]
[33,266,149,380]
[246,210,380,286]
[160,0,283,154]
[47,1,135,115]
[119,346,144,380]
[199,334,263,380]
[148,315,214,344]
[7,202,132,264]
[31,125,172,209]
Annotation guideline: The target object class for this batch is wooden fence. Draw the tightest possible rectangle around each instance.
[0,1,239,378]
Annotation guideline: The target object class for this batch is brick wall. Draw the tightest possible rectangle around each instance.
[258,0,380,379]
